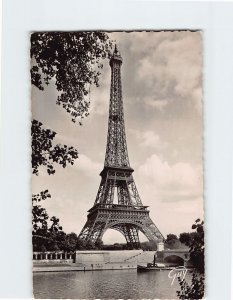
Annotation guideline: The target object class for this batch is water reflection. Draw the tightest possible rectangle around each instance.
[33,269,191,299]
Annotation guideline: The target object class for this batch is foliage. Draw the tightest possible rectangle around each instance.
[102,243,125,250]
[32,190,64,251]
[177,272,205,299]
[32,191,86,252]
[32,119,78,175]
[166,234,178,243]
[31,32,113,252]
[141,240,157,251]
[178,219,204,272]
[31,31,112,123]
[164,233,179,249]
[179,232,193,245]
[49,216,63,233]
[102,242,142,251]
[75,238,87,250]
[165,240,186,250]
[32,190,51,234]
[190,219,204,273]
[32,194,97,252]
[66,233,80,251]
[177,219,205,299]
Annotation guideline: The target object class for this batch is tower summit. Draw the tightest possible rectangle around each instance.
[78,46,164,249]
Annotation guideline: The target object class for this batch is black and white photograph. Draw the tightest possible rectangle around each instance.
[2,2,233,300]
[31,31,204,299]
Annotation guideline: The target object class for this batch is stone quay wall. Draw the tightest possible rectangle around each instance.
[33,250,156,271]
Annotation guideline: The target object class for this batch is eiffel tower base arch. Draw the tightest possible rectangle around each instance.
[78,204,164,249]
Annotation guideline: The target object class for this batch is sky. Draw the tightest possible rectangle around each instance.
[32,31,204,244]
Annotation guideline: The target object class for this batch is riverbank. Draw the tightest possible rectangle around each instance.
[33,249,190,272]
[33,262,137,272]
[33,250,154,272]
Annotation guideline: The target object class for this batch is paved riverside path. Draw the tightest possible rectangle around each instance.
[33,262,137,272]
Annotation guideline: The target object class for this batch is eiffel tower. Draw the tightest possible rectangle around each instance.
[78,46,164,249]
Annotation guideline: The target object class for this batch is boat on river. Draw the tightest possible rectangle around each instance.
[137,254,177,272]
[137,263,174,272]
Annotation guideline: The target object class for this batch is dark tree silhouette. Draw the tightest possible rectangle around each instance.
[32,120,78,176]
[177,272,205,300]
[177,219,205,299]
[166,234,178,243]
[65,233,79,252]
[31,31,112,123]
[32,190,64,251]
[32,190,51,234]
[179,232,192,244]
[31,32,113,251]
[190,219,204,273]
[178,220,204,272]
[165,233,179,248]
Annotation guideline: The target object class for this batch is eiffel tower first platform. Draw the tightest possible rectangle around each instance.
[78,46,164,249]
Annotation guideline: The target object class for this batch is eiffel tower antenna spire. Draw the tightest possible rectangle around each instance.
[78,47,164,249]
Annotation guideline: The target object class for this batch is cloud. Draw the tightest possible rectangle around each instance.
[136,31,202,114]
[130,129,167,150]
[134,153,204,236]
[144,98,169,111]
[137,154,203,202]
[141,131,160,148]
[89,61,111,116]
[73,154,102,177]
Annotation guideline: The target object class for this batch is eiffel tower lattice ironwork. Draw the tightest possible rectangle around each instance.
[78,46,164,249]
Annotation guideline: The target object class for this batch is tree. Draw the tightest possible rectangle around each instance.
[31,32,113,251]
[177,273,205,300]
[165,234,178,247]
[31,119,78,251]
[31,31,112,123]
[179,232,192,245]
[65,233,79,252]
[190,219,204,273]
[141,240,157,251]
[32,190,51,235]
[32,120,78,175]
[166,234,178,242]
[178,220,204,272]
[49,216,63,234]
[76,238,87,250]
[177,219,205,299]
[32,189,66,251]
[85,241,96,250]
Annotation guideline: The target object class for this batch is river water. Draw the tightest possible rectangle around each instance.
[33,269,192,299]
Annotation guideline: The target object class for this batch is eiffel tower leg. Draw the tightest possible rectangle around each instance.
[128,225,141,249]
[79,179,115,245]
[78,216,107,245]
[140,216,164,243]
[95,178,115,205]
[115,225,131,245]
[113,224,140,249]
